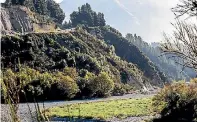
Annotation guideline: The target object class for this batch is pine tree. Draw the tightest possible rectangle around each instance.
[69,3,106,27]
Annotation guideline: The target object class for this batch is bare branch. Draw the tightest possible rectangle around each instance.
[172,0,197,18]
[161,20,197,71]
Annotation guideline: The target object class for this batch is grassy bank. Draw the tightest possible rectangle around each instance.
[45,98,153,120]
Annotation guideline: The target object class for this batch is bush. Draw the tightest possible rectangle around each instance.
[17,66,41,85]
[50,72,79,100]
[2,67,80,102]
[190,78,197,84]
[76,78,92,98]
[112,83,134,96]
[152,82,197,122]
[76,70,96,98]
[23,72,55,102]
[63,67,78,80]
[24,80,45,101]
[112,83,126,96]
[89,72,114,97]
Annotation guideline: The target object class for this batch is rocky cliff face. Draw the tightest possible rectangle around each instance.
[1,6,33,34]
[1,5,56,34]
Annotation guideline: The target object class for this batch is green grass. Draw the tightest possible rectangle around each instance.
[45,98,153,120]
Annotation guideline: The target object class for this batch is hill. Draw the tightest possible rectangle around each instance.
[125,33,196,81]
[86,26,167,86]
[1,1,166,102]
[62,3,167,85]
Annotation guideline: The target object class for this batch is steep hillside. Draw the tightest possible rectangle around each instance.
[62,3,167,86]
[4,0,65,24]
[86,26,167,86]
[1,29,151,89]
[1,5,56,34]
[126,33,196,81]
[1,1,166,103]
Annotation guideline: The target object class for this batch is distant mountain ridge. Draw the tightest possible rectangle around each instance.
[126,33,196,81]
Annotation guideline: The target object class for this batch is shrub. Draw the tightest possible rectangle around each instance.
[190,78,197,84]
[112,83,126,96]
[112,83,134,96]
[152,82,197,122]
[50,72,79,99]
[38,72,54,87]
[89,72,114,97]
[16,66,41,85]
[24,80,45,101]
[122,84,134,93]
[63,67,78,80]
[77,70,96,98]
[76,78,92,98]
[23,72,55,101]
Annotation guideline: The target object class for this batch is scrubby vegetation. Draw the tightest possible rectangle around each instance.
[84,26,167,85]
[2,66,128,102]
[1,1,196,121]
[45,98,153,120]
[152,80,197,122]
[1,29,147,102]
[1,30,142,84]
[62,3,167,85]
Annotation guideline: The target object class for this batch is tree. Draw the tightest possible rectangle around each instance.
[161,21,197,71]
[51,73,79,99]
[152,82,197,122]
[69,3,106,27]
[46,0,65,24]
[34,0,48,15]
[172,0,197,18]
[126,33,195,81]
[89,72,114,97]
[161,0,197,72]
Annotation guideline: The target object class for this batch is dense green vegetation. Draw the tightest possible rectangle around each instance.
[126,33,196,81]
[1,2,168,103]
[4,0,65,24]
[64,3,106,28]
[62,3,169,85]
[45,98,153,120]
[63,3,168,86]
[84,26,167,85]
[1,0,197,122]
[1,66,117,102]
[1,30,145,102]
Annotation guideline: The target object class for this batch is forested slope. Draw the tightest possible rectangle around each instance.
[126,33,196,81]
[1,1,167,102]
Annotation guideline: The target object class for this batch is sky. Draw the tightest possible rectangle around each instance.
[0,0,184,43]
[60,0,180,43]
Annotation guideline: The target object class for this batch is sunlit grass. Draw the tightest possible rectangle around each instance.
[45,98,153,120]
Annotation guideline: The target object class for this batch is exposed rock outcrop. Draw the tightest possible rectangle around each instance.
[1,5,56,34]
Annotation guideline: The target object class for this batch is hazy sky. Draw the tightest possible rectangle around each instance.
[0,0,182,43]
[60,0,180,43]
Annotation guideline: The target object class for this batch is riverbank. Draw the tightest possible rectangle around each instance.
[1,93,156,122]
